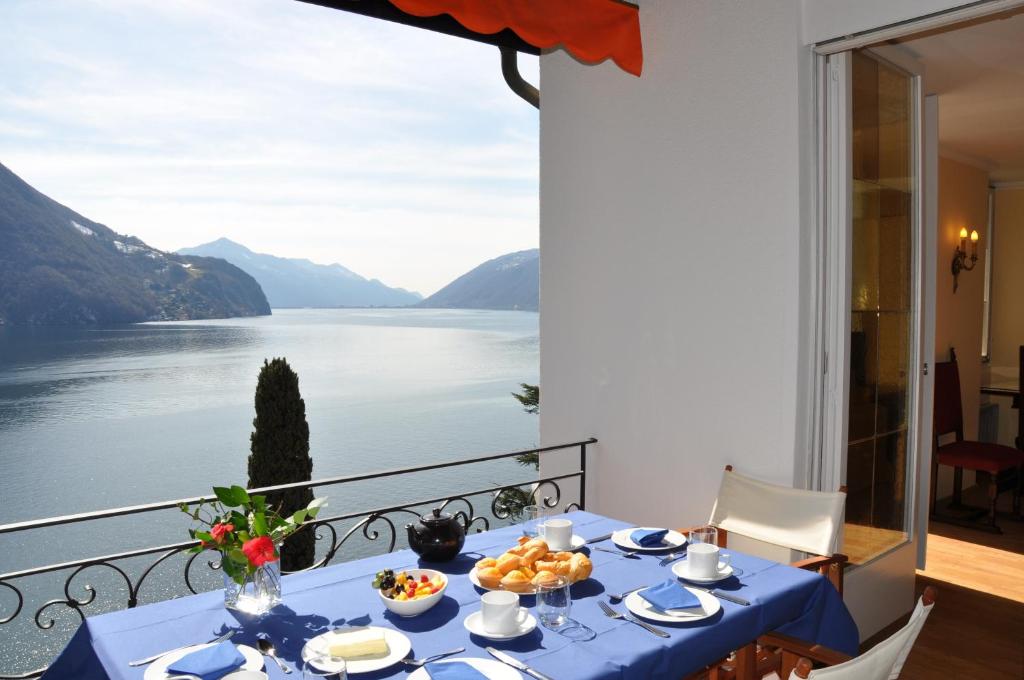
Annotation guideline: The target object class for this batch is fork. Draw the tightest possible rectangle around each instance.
[400,647,465,667]
[591,546,640,559]
[607,585,647,602]
[597,600,670,638]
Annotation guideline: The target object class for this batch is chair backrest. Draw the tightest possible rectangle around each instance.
[806,589,935,679]
[707,467,846,557]
[933,360,964,441]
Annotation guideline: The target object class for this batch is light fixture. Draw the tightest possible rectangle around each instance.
[951,227,979,293]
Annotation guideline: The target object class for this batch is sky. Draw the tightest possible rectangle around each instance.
[0,0,539,296]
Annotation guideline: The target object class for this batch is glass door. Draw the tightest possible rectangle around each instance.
[842,51,919,564]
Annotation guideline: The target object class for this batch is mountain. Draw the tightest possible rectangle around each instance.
[177,238,422,308]
[419,249,538,312]
[0,163,270,326]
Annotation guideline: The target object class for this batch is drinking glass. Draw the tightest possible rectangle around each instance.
[303,652,347,680]
[690,525,718,547]
[536,575,572,629]
[522,505,542,538]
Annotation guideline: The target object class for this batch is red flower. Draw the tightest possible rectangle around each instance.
[242,536,278,567]
[210,523,234,544]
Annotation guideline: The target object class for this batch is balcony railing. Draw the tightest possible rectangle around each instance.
[0,438,595,679]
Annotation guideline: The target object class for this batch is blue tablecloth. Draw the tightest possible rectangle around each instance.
[43,512,857,679]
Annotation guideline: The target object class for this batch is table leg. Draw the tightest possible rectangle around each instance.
[952,466,964,507]
[733,643,757,680]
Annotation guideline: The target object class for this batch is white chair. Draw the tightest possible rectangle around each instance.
[694,465,848,594]
[763,587,936,679]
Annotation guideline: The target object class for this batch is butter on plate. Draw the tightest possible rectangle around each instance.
[327,628,389,659]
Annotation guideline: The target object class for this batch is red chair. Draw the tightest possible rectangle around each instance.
[931,358,1023,531]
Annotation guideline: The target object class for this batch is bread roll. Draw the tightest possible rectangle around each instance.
[475,557,497,570]
[496,552,521,575]
[500,569,533,593]
[476,566,503,589]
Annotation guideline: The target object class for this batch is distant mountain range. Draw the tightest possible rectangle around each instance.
[178,238,422,308]
[418,249,538,312]
[0,163,270,326]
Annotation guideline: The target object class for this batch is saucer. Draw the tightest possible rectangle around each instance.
[546,534,586,552]
[672,559,734,584]
[463,609,538,640]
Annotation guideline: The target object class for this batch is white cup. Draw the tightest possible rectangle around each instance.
[539,518,573,550]
[480,590,528,635]
[688,542,730,579]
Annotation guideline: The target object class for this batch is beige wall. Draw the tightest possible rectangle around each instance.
[989,187,1024,378]
[934,157,989,495]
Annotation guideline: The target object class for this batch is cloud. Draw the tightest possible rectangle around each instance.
[0,0,539,295]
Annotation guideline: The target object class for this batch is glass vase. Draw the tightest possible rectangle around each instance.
[223,559,282,615]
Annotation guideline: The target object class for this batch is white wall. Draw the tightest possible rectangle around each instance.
[801,0,987,44]
[539,0,812,529]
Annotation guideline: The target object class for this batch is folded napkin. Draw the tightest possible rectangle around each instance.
[425,660,491,680]
[638,580,702,612]
[630,528,669,547]
[167,641,245,680]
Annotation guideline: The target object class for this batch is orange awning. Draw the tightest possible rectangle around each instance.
[386,0,643,76]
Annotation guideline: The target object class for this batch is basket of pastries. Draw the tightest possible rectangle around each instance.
[471,536,593,593]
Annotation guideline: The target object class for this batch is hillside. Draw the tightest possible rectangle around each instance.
[419,249,538,312]
[0,163,270,326]
[178,238,422,308]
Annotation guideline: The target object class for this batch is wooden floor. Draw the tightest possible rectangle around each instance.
[864,502,1024,679]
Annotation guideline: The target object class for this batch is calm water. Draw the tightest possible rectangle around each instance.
[0,308,539,672]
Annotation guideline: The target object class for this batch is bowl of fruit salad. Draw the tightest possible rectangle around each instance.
[373,568,448,617]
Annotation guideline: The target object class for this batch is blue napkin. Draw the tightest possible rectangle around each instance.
[167,641,245,680]
[630,528,669,547]
[638,580,702,611]
[425,660,491,680]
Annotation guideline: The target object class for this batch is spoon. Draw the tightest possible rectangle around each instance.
[257,635,292,674]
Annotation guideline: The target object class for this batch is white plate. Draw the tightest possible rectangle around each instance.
[544,534,587,552]
[301,626,412,675]
[143,643,263,680]
[672,560,734,584]
[624,587,721,623]
[463,609,538,640]
[408,657,524,680]
[611,528,687,552]
[468,568,539,594]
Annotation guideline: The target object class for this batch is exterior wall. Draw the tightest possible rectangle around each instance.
[934,157,990,495]
[539,0,811,528]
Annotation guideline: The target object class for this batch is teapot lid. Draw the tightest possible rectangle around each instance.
[420,507,454,526]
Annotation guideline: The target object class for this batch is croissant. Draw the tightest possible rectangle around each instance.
[568,553,593,582]
[543,551,574,562]
[519,544,548,567]
[534,559,572,576]
[475,557,497,570]
[531,570,560,587]
[496,552,521,575]
[500,569,534,593]
[476,566,504,589]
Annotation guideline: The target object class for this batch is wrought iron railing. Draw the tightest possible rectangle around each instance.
[0,438,594,679]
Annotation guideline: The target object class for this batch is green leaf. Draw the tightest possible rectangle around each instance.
[306,497,327,518]
[251,495,266,512]
[213,486,237,506]
[229,485,250,505]
[291,509,308,525]
[227,548,248,565]
[194,531,213,543]
[252,512,268,536]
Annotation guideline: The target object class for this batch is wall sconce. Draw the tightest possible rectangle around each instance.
[951,227,979,293]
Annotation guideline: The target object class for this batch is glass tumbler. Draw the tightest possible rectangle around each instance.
[536,575,571,629]
[522,505,542,538]
[689,525,718,547]
[303,652,347,680]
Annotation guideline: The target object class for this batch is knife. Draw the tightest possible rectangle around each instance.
[691,586,750,606]
[128,630,236,666]
[486,646,556,680]
[585,532,613,544]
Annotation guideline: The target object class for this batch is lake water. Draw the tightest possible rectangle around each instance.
[0,309,539,673]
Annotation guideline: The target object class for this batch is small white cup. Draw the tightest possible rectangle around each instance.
[688,542,730,579]
[481,590,528,635]
[539,518,573,551]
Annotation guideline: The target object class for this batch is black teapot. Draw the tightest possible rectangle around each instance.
[406,508,465,562]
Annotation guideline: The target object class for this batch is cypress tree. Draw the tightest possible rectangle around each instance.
[248,358,314,571]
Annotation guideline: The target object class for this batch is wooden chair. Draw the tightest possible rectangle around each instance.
[931,357,1023,531]
[681,466,849,680]
[1016,345,1023,451]
[768,587,936,679]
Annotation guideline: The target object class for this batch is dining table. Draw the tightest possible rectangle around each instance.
[43,511,859,680]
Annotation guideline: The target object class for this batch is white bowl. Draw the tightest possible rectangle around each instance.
[378,569,447,617]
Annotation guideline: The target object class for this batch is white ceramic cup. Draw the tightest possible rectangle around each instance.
[688,542,730,579]
[539,518,573,550]
[480,590,528,635]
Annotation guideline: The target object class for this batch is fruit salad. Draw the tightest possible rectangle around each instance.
[371,569,445,601]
